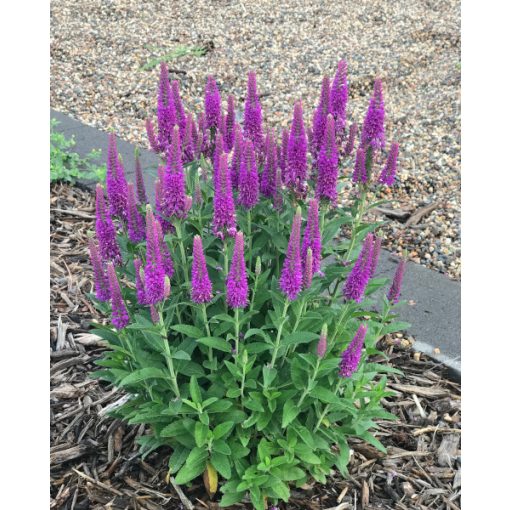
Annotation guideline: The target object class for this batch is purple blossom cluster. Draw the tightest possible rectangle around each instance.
[339,323,367,378]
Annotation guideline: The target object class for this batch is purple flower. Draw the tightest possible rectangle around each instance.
[279,127,289,185]
[204,75,221,131]
[134,150,147,205]
[243,71,264,157]
[144,206,166,304]
[343,233,374,303]
[126,182,145,243]
[213,131,226,188]
[370,236,382,277]
[88,240,110,301]
[303,247,313,289]
[171,80,187,135]
[331,60,348,135]
[225,95,236,152]
[133,258,146,305]
[379,142,399,186]
[229,127,244,190]
[95,184,121,265]
[274,167,283,211]
[352,147,367,184]
[213,153,237,238]
[312,76,331,163]
[191,115,200,159]
[339,323,367,378]
[154,173,172,234]
[261,129,277,198]
[157,63,176,151]
[343,122,357,157]
[226,231,249,308]
[182,113,196,164]
[150,305,160,324]
[317,324,328,359]
[155,218,174,279]
[361,78,385,152]
[107,262,129,330]
[146,117,162,153]
[163,126,189,220]
[194,181,203,207]
[316,114,339,203]
[287,102,308,193]
[302,198,321,275]
[106,133,128,221]
[387,258,406,304]
[280,208,303,301]
[238,139,259,209]
[191,235,213,303]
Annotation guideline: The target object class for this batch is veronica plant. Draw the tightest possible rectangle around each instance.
[89,63,409,509]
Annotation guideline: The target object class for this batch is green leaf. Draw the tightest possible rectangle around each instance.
[211,451,231,479]
[213,421,234,440]
[207,400,233,413]
[310,386,342,404]
[168,445,190,474]
[172,350,191,360]
[358,431,387,453]
[219,492,245,507]
[381,321,412,335]
[294,444,321,464]
[196,336,231,353]
[282,400,300,428]
[119,368,167,387]
[170,324,204,338]
[189,375,202,404]
[194,421,209,447]
[213,439,231,455]
[174,457,206,484]
[281,331,319,347]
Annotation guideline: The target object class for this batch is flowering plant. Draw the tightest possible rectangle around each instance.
[89,61,408,509]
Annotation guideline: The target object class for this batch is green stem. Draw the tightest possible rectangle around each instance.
[285,298,307,359]
[269,299,290,369]
[201,303,213,365]
[174,222,189,286]
[247,209,252,272]
[344,188,367,262]
[297,358,320,408]
[313,379,343,432]
[159,311,181,398]
[234,308,240,363]
[332,304,351,342]
[249,273,259,313]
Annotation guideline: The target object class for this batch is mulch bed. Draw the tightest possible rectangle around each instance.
[50,183,461,510]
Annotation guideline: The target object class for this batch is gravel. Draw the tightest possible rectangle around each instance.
[50,0,460,279]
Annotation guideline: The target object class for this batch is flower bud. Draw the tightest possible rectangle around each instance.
[317,324,328,358]
[242,349,248,365]
[255,256,262,276]
[164,275,171,299]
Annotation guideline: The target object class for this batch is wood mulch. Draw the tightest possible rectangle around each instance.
[50,183,461,510]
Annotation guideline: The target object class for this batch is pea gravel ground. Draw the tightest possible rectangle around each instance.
[50,0,461,279]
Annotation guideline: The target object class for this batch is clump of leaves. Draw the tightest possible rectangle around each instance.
[50,119,106,183]
[141,45,208,71]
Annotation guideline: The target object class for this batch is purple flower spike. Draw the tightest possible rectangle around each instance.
[126,182,145,243]
[155,219,174,279]
[261,130,278,198]
[107,262,129,330]
[370,236,382,277]
[387,258,406,304]
[280,208,303,301]
[331,60,348,135]
[133,258,146,305]
[317,324,328,359]
[312,76,332,163]
[316,114,339,203]
[191,235,213,304]
[225,95,236,152]
[163,126,189,220]
[302,198,322,275]
[89,240,110,301]
[194,181,203,207]
[146,118,161,153]
[157,63,176,151]
[353,147,367,184]
[243,71,264,156]
[95,184,121,265]
[171,80,187,135]
[339,323,367,378]
[213,153,237,238]
[144,206,166,304]
[343,233,374,303]
[379,142,399,186]
[361,78,385,152]
[226,231,249,308]
[213,131,226,187]
[343,122,357,157]
[287,101,308,192]
[150,305,160,324]
[204,75,221,131]
[183,113,196,164]
[106,133,128,221]
[134,151,147,205]
[303,247,313,289]
[274,167,283,211]
[229,127,244,189]
[279,128,289,185]
[238,139,259,209]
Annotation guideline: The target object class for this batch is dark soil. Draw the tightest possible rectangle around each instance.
[50,183,461,510]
